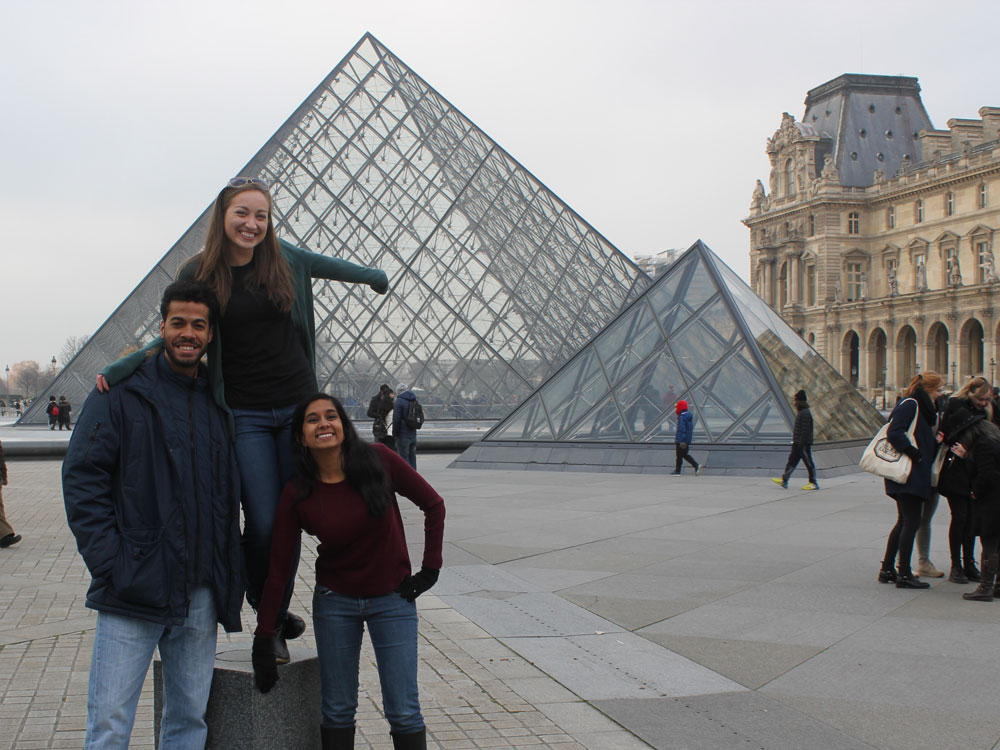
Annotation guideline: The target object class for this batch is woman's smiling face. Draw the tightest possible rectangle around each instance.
[223,188,270,254]
[301,398,344,452]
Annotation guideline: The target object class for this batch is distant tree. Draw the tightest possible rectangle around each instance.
[10,361,42,399]
[60,334,90,365]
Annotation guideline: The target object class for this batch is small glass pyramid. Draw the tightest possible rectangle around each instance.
[21,33,648,425]
[473,241,884,455]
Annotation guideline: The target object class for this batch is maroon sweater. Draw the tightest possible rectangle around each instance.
[255,444,445,636]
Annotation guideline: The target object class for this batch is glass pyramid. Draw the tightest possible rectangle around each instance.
[458,241,883,471]
[21,33,649,425]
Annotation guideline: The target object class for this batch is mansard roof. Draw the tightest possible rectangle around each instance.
[802,74,934,189]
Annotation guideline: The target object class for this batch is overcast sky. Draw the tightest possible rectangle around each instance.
[2,0,999,371]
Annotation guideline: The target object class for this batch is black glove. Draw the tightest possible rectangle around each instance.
[395,568,440,602]
[903,445,921,461]
[252,635,279,693]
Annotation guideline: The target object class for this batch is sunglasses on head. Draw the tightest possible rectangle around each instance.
[227,176,270,189]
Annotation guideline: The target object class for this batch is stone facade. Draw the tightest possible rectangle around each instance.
[745,74,1000,404]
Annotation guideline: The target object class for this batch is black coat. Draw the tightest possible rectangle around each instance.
[970,429,1000,537]
[792,405,813,446]
[884,393,937,500]
[63,355,244,631]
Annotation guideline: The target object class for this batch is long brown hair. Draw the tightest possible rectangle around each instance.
[955,375,994,420]
[902,370,943,398]
[186,183,294,313]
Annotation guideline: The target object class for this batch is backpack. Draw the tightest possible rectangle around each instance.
[404,399,424,430]
[52,405,59,416]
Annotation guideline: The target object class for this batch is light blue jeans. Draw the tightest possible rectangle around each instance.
[85,586,217,749]
[313,586,423,734]
[232,405,299,616]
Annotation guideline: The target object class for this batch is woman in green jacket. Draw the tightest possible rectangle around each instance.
[99,177,389,660]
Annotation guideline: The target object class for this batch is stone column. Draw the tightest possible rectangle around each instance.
[982,308,995,382]
[884,317,896,408]
[946,311,960,387]
[857,321,870,395]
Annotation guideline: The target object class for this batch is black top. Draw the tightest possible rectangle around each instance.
[221,258,315,409]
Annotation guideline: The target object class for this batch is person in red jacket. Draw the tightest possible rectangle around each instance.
[252,393,445,750]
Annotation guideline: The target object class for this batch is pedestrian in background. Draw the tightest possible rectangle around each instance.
[45,395,58,430]
[57,396,72,430]
[393,385,421,469]
[878,371,942,589]
[670,400,701,476]
[772,389,818,490]
[0,439,21,548]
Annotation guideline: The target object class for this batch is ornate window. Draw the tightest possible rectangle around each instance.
[846,262,864,301]
[915,199,924,223]
[887,205,895,229]
[980,182,988,209]
[806,264,816,306]
[847,212,860,234]
[977,240,992,283]
[785,159,795,197]
[945,191,954,216]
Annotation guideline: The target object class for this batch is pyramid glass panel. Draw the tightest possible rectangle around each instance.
[23,33,650,425]
[477,241,884,464]
[713,259,881,441]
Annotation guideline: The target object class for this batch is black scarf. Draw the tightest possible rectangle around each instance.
[913,386,937,426]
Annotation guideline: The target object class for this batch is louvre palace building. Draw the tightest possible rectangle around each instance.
[745,74,1000,404]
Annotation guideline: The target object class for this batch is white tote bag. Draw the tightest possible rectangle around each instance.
[859,398,919,483]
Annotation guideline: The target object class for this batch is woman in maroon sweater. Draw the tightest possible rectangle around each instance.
[252,393,445,750]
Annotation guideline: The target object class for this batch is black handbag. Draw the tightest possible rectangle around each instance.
[935,450,970,497]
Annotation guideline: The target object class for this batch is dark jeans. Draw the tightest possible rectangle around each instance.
[884,493,924,576]
[232,405,299,619]
[782,443,816,483]
[945,493,976,566]
[396,436,417,469]
[674,443,698,472]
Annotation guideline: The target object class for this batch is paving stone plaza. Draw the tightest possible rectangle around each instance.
[3,431,1000,749]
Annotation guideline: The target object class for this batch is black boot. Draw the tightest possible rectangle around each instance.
[948,564,969,584]
[964,557,982,582]
[963,553,997,602]
[390,728,427,749]
[321,725,355,749]
[877,560,898,584]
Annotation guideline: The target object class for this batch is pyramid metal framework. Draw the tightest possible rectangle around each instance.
[22,33,649,425]
[452,242,885,474]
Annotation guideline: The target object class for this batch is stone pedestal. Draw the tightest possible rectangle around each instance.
[154,646,321,749]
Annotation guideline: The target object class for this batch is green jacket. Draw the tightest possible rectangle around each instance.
[102,240,389,431]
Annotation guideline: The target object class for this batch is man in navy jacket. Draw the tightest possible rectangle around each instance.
[63,281,243,749]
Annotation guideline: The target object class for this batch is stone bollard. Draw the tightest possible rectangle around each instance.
[154,646,322,749]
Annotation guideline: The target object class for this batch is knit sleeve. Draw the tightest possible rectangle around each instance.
[282,240,389,293]
[376,444,445,570]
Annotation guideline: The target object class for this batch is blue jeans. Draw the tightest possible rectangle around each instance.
[85,587,217,749]
[396,436,417,469]
[232,405,299,616]
[313,586,423,733]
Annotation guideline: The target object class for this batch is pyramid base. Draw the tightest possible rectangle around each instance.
[449,440,869,477]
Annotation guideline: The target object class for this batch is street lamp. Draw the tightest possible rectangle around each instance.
[951,361,957,391]
[992,357,997,384]
[881,365,888,410]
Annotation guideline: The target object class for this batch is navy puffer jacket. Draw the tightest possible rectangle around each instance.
[63,355,243,631]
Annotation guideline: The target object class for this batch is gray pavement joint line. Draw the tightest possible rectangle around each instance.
[0,616,95,645]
